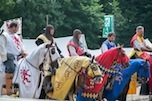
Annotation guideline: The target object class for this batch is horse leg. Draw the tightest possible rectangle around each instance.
[118,80,130,101]
[39,88,46,99]
[67,74,84,101]
[68,92,74,101]
[39,76,52,99]
[67,83,75,101]
[98,86,104,100]
[98,77,108,100]
[43,76,53,93]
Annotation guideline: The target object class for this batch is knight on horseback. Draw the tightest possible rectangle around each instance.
[0,21,27,95]
[35,24,62,98]
[67,29,92,58]
[130,25,152,95]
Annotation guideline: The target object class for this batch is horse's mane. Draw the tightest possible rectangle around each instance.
[96,48,129,68]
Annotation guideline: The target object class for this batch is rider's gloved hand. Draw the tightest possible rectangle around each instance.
[82,52,92,58]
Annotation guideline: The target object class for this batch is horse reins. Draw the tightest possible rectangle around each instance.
[26,42,54,72]
[62,60,79,73]
[62,60,95,79]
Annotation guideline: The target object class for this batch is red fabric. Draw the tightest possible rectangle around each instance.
[83,77,103,93]
[67,41,84,56]
[131,33,152,92]
[130,34,138,47]
[140,52,150,60]
[96,48,129,68]
[95,47,129,92]
[130,33,144,47]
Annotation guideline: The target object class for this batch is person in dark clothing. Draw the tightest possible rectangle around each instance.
[35,25,63,99]
[35,24,64,58]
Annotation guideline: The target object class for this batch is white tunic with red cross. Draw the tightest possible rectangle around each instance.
[2,31,24,56]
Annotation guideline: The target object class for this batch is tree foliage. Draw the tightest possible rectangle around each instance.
[0,0,15,23]
[14,0,65,38]
[57,0,104,48]
[0,0,152,48]
[119,0,152,46]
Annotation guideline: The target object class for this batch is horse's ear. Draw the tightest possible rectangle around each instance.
[117,44,121,49]
[46,41,53,48]
[91,55,95,63]
[117,44,124,50]
[142,59,149,68]
[117,43,120,47]
[120,44,124,48]
[46,44,51,48]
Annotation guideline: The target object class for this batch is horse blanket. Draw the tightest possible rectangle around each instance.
[13,58,43,98]
[47,56,91,100]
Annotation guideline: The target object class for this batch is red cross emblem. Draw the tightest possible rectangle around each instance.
[20,69,31,84]
[12,36,21,49]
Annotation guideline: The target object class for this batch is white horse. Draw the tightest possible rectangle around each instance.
[0,42,60,98]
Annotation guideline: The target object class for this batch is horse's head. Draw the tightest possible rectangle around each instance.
[96,46,129,69]
[26,42,61,71]
[42,43,61,71]
[137,59,150,78]
[116,46,130,68]
[84,56,102,83]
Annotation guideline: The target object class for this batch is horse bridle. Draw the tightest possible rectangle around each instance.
[112,48,129,69]
[26,42,55,72]
[84,63,101,79]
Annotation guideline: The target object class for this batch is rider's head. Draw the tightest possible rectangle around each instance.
[136,26,144,37]
[8,21,19,34]
[73,29,82,40]
[107,32,116,42]
[45,24,54,36]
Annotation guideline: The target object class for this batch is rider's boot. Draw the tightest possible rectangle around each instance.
[5,73,14,95]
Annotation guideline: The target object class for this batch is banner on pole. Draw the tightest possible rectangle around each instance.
[102,15,114,38]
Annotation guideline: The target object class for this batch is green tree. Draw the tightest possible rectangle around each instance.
[110,0,127,45]
[119,0,152,46]
[14,0,65,38]
[99,0,127,46]
[58,0,104,49]
[0,0,15,24]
